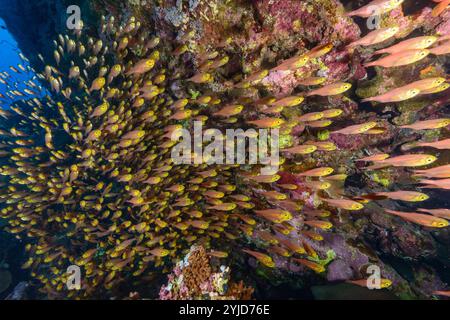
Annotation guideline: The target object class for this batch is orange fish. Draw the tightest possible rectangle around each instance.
[306,82,352,96]
[260,105,285,114]
[302,241,319,259]
[242,249,275,267]
[374,36,438,54]
[277,200,301,212]
[235,70,269,87]
[419,83,450,95]
[356,153,390,162]
[244,69,270,84]
[292,258,325,273]
[206,203,237,211]
[257,230,279,244]
[347,278,392,289]
[417,208,450,220]
[148,247,170,257]
[270,95,304,108]
[282,145,317,155]
[272,55,309,72]
[189,220,210,229]
[347,27,399,48]
[188,72,212,83]
[373,154,437,168]
[204,190,225,199]
[90,102,109,117]
[385,209,449,227]
[260,191,287,200]
[236,213,256,224]
[304,220,333,230]
[346,0,404,18]
[432,0,450,17]
[296,112,324,122]
[376,190,429,202]
[399,118,450,130]
[413,139,450,150]
[321,198,364,210]
[89,77,106,92]
[306,141,337,151]
[169,109,192,120]
[430,40,450,55]
[364,49,430,68]
[297,167,334,177]
[307,43,334,58]
[413,164,450,178]
[171,98,189,110]
[362,86,420,103]
[277,184,298,190]
[303,210,331,218]
[280,239,305,254]
[127,59,155,75]
[438,33,450,42]
[208,250,229,258]
[332,122,377,135]
[247,118,285,128]
[254,209,292,223]
[143,176,162,184]
[212,104,244,117]
[419,178,450,190]
[302,230,324,241]
[433,290,450,297]
[307,120,333,128]
[247,174,281,183]
[402,77,447,91]
[268,246,290,257]
[324,174,348,181]
[122,130,145,140]
[304,181,331,190]
[322,108,343,118]
[297,76,327,86]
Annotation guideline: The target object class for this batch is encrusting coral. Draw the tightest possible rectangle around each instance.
[159,245,254,300]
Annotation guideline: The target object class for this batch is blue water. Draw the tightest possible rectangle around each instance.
[0,19,21,71]
[0,18,43,108]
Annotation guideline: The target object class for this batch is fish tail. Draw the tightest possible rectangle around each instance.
[373,49,385,55]
[384,209,401,216]
[420,185,436,189]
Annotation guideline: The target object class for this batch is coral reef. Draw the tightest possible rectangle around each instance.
[159,245,253,300]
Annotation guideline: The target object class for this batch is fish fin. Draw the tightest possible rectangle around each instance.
[373,49,385,55]
[345,11,358,17]
[384,209,400,216]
